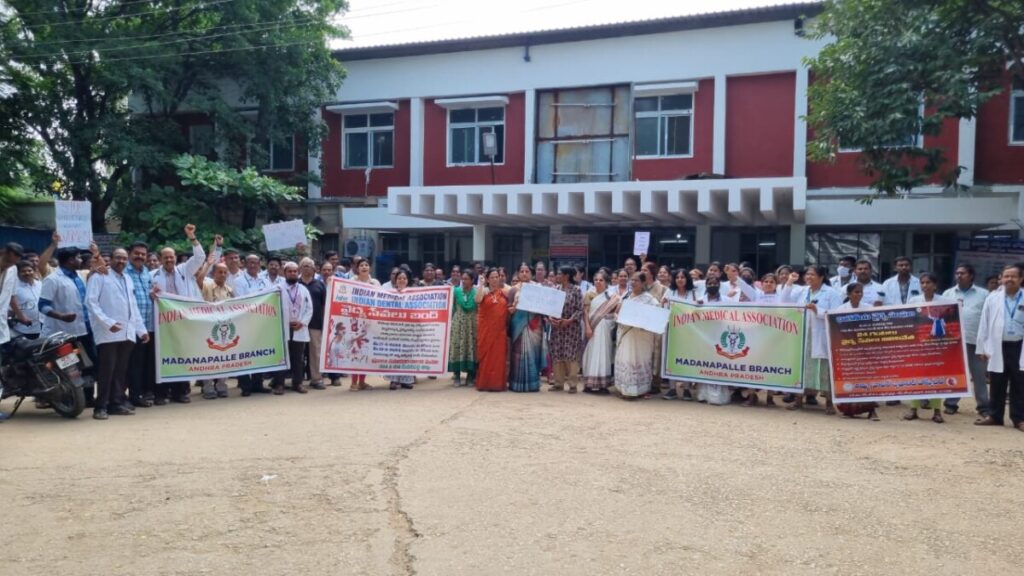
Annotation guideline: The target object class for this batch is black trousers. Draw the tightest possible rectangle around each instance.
[273,340,307,389]
[127,332,155,401]
[989,341,1024,425]
[78,332,98,404]
[239,372,266,394]
[96,340,135,410]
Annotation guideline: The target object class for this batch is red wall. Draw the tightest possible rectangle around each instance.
[806,115,960,188]
[632,78,715,179]
[725,73,795,178]
[975,75,1024,184]
[321,100,411,198]
[423,92,525,186]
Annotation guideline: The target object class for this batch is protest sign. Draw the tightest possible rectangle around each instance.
[262,219,307,252]
[633,231,650,256]
[55,200,93,248]
[827,302,970,403]
[663,301,807,391]
[618,299,670,335]
[155,290,289,382]
[320,278,452,375]
[516,282,567,317]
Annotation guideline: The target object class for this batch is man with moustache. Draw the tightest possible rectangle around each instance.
[125,241,157,407]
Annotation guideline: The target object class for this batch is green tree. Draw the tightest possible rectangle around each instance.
[805,0,1024,197]
[1,1,347,230]
[116,154,320,252]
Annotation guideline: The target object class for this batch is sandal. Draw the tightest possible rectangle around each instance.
[932,412,945,424]
[903,410,918,421]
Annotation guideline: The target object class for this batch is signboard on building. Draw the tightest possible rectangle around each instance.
[954,237,1024,284]
[550,233,588,271]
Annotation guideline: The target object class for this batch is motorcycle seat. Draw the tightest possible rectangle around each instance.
[9,337,41,361]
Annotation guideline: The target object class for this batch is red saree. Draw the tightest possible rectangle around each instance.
[475,288,510,391]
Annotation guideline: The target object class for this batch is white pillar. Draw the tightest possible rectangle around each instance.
[408,234,422,262]
[523,89,536,184]
[957,116,976,187]
[713,74,727,175]
[696,224,712,264]
[472,224,490,262]
[409,98,424,186]
[789,223,806,265]
[308,107,323,199]
[793,66,809,179]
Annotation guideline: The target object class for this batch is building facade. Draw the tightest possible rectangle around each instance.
[181,2,1024,281]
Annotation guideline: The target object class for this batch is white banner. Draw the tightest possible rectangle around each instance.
[618,298,670,335]
[262,219,307,252]
[516,282,566,317]
[55,200,93,248]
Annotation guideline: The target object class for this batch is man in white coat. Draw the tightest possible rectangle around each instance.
[0,243,24,421]
[151,224,205,403]
[881,255,921,306]
[849,259,885,306]
[87,248,149,420]
[272,261,313,395]
[975,263,1024,431]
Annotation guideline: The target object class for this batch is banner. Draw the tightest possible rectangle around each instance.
[155,290,289,382]
[827,302,971,403]
[662,302,807,391]
[618,299,670,335]
[320,278,452,375]
[516,282,566,317]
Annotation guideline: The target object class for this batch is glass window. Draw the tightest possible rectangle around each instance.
[634,92,694,158]
[1012,90,1024,144]
[189,124,215,158]
[448,106,506,165]
[343,112,394,169]
[270,137,294,171]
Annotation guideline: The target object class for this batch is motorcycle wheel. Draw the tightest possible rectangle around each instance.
[48,370,85,419]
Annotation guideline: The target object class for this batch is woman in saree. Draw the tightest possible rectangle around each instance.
[582,270,620,394]
[507,263,546,392]
[349,258,381,391]
[385,269,417,390]
[448,270,478,387]
[474,267,511,391]
[614,271,659,399]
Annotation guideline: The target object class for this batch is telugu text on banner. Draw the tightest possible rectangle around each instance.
[155,290,289,382]
[662,301,808,391]
[319,278,453,375]
[827,302,971,403]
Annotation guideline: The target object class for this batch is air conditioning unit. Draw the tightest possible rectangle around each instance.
[343,237,375,258]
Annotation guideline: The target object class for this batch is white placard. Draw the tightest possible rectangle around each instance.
[262,219,307,252]
[54,200,93,248]
[617,298,670,335]
[516,282,567,317]
[633,231,650,256]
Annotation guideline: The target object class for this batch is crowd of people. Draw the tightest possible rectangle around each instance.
[0,226,1021,433]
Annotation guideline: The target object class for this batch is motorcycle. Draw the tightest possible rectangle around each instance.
[1,331,91,419]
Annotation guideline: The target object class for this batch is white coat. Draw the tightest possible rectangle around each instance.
[976,289,1024,373]
[781,282,843,359]
[0,264,18,345]
[151,243,206,300]
[86,271,148,345]
[881,274,922,306]
[281,283,314,343]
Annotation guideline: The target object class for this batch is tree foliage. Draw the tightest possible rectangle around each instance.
[1,0,348,230]
[115,154,320,253]
[805,0,1024,196]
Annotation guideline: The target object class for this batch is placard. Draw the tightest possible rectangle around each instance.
[633,231,650,256]
[54,200,93,248]
[262,219,307,252]
[617,298,670,335]
[516,282,567,317]
[662,301,808,391]
[320,278,452,375]
[827,302,971,403]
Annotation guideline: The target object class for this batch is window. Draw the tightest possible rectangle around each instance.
[189,124,215,158]
[343,113,394,168]
[448,107,504,165]
[1012,79,1024,145]
[251,136,295,172]
[634,94,693,157]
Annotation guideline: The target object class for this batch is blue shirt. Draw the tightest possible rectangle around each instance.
[40,267,90,328]
[125,264,154,332]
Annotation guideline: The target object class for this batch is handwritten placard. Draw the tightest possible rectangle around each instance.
[633,231,650,256]
[262,219,307,252]
[517,282,567,317]
[618,298,670,335]
[55,200,93,248]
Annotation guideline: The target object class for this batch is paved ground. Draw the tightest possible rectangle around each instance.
[1,377,1022,576]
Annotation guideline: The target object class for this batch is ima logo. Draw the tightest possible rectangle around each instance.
[207,319,240,351]
[715,326,749,360]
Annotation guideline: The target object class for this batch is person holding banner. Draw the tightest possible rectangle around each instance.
[549,266,584,394]
[508,264,545,393]
[613,272,659,399]
[975,264,1024,432]
[448,270,478,387]
[272,262,313,395]
[782,265,842,414]
[384,269,418,390]
[475,268,512,392]
[346,259,381,391]
[199,263,235,399]
[902,273,954,423]
[582,270,620,394]
[832,283,882,420]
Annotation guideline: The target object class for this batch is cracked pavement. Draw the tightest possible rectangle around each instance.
[1,377,1022,575]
